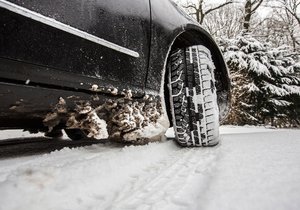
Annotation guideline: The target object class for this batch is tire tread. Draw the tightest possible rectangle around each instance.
[168,46,219,147]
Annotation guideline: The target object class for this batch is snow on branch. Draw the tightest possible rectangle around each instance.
[222,33,300,127]
[248,59,271,77]
[263,82,289,96]
[268,99,292,106]
[244,82,261,93]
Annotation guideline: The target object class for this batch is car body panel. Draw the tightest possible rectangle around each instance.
[0,0,151,95]
[0,0,230,130]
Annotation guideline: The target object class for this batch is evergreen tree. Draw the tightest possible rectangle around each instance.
[220,34,300,127]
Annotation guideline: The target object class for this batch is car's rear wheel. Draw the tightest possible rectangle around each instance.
[44,129,63,139]
[64,129,87,141]
[167,45,219,147]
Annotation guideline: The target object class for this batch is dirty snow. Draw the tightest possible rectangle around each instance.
[43,93,168,143]
[0,126,300,210]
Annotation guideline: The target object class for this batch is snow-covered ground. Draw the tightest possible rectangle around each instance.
[0,126,300,210]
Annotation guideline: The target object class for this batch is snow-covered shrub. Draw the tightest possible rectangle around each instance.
[220,34,300,127]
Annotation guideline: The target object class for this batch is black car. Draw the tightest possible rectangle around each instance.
[0,0,230,146]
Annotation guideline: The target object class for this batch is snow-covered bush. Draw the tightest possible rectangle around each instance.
[219,34,300,127]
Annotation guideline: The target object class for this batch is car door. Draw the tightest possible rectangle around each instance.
[0,0,151,96]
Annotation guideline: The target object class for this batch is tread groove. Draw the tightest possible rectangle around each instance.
[168,45,219,147]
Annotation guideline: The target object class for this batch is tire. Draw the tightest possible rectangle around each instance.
[44,129,63,139]
[64,129,87,141]
[167,45,219,147]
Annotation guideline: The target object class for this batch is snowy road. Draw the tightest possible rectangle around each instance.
[0,126,300,210]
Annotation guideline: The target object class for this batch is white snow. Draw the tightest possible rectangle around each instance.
[110,88,118,95]
[248,58,271,77]
[91,84,99,91]
[0,130,44,140]
[87,112,109,139]
[123,115,170,142]
[0,126,300,210]
[245,82,260,93]
[263,82,289,96]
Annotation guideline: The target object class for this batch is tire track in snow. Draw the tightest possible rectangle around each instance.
[0,139,221,210]
[106,146,221,210]
[0,141,184,210]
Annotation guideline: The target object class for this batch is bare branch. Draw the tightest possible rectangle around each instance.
[251,0,265,13]
[182,4,197,10]
[285,6,300,25]
[204,1,234,16]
